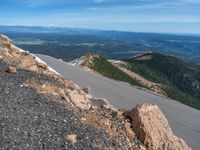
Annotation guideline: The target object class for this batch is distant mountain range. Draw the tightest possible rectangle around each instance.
[0,25,99,34]
[0,25,200,64]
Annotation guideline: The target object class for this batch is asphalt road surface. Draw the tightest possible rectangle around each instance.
[37,54,200,150]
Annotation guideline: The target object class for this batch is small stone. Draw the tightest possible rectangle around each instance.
[37,62,48,70]
[90,143,101,149]
[6,66,17,73]
[81,118,87,122]
[91,98,112,109]
[82,86,90,94]
[68,83,76,90]
[21,51,29,56]
[111,110,118,117]
[66,134,77,144]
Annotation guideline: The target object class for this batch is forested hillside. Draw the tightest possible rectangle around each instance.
[125,53,200,109]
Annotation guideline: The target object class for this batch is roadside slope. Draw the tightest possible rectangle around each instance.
[0,34,191,149]
[37,54,200,150]
[0,34,143,149]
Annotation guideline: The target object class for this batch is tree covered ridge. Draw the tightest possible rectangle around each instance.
[125,53,200,110]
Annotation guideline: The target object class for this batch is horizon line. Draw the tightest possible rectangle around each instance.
[0,24,200,36]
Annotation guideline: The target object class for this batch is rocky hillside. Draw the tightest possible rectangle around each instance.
[0,34,191,149]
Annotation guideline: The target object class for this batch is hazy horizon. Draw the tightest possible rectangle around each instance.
[0,0,200,34]
[1,24,200,36]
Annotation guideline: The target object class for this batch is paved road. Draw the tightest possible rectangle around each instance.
[37,54,200,150]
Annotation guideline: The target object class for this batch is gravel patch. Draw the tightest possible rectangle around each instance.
[0,60,140,150]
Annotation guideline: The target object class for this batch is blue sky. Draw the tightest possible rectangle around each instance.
[0,0,200,33]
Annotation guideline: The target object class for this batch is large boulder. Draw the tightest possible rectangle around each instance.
[123,103,191,150]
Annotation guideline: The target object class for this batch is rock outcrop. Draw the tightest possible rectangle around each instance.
[0,34,93,110]
[0,34,58,75]
[123,103,191,150]
[69,54,99,71]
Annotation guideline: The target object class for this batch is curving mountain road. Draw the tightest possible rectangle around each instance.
[37,54,200,150]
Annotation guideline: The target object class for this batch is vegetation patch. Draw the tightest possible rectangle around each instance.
[91,56,141,86]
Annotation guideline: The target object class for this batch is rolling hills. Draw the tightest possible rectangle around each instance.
[1,25,200,64]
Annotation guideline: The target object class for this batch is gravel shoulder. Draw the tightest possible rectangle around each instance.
[0,60,140,150]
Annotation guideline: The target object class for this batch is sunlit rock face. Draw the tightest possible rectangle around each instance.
[123,103,191,150]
